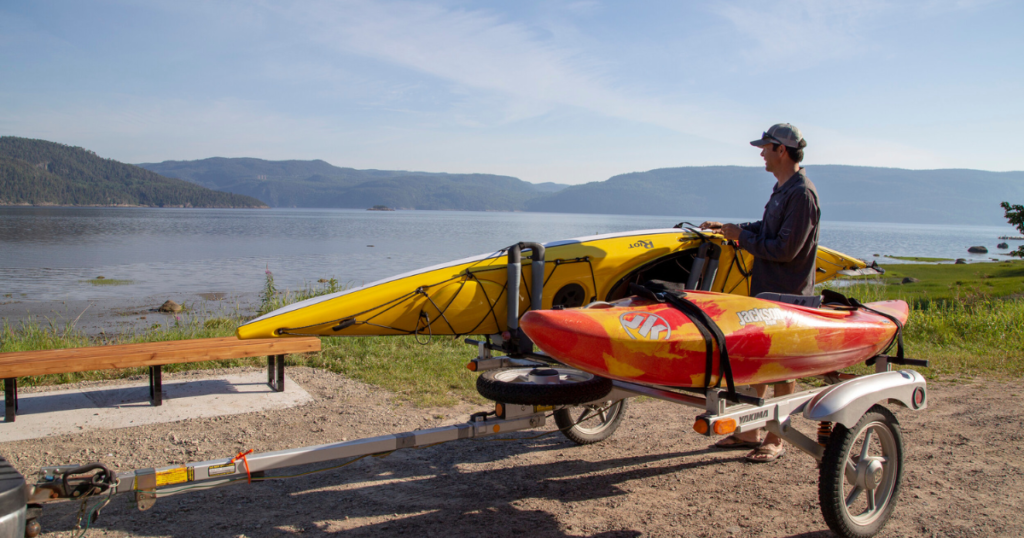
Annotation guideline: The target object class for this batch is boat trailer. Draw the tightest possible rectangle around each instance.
[2,342,927,538]
[1,243,928,538]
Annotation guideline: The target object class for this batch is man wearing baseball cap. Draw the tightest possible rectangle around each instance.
[699,123,820,463]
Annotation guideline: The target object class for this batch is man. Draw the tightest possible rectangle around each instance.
[699,123,820,463]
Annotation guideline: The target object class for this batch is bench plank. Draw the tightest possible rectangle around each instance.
[2,336,322,422]
[0,337,320,379]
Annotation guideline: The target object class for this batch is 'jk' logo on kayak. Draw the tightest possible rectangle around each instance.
[737,307,789,327]
[628,240,654,249]
[620,312,671,340]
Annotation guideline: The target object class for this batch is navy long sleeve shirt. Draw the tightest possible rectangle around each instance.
[738,169,821,296]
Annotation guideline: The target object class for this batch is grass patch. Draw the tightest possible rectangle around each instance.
[884,255,953,262]
[835,259,1024,305]
[292,336,484,407]
[81,279,134,286]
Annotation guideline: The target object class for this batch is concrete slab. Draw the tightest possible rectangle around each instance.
[1,373,313,442]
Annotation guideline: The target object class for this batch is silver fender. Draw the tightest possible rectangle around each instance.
[803,370,927,427]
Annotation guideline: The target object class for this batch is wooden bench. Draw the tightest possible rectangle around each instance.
[0,336,321,422]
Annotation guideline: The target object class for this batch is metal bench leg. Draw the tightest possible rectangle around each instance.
[149,366,163,406]
[3,378,16,423]
[276,354,285,392]
[268,354,285,392]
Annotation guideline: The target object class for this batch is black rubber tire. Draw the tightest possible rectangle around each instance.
[819,405,905,538]
[476,367,613,405]
[554,399,627,445]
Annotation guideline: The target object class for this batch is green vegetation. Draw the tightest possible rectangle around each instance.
[257,272,346,316]
[305,337,482,406]
[82,278,134,286]
[837,260,1024,305]
[0,137,267,208]
[1000,201,1024,257]
[884,255,953,262]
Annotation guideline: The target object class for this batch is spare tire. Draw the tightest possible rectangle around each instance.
[476,367,613,405]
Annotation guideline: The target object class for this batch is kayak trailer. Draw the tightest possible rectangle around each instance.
[3,244,929,538]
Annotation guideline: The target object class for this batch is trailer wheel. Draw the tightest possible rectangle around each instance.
[554,399,627,445]
[476,367,613,405]
[819,405,904,538]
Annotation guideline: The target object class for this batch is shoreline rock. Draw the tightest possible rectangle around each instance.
[157,300,182,313]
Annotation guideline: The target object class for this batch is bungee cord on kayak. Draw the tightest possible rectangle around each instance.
[275,250,603,340]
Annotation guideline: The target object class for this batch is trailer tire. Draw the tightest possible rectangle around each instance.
[476,367,613,405]
[819,405,904,538]
[554,399,627,445]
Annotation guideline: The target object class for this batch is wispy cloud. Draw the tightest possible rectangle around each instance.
[259,0,751,144]
[710,0,889,67]
[711,0,1001,68]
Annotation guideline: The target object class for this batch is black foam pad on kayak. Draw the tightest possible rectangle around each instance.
[756,292,822,308]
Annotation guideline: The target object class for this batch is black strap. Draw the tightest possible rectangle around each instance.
[821,290,904,360]
[630,282,737,398]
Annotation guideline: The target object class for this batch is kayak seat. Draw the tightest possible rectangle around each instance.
[755,292,822,309]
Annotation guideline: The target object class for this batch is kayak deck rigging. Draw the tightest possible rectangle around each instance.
[274,252,600,339]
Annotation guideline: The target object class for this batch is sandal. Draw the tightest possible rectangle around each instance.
[745,443,786,463]
[714,435,762,450]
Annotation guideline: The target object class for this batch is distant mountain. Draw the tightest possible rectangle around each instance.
[0,138,267,208]
[525,165,1024,225]
[116,153,1024,225]
[138,157,556,210]
[531,182,570,193]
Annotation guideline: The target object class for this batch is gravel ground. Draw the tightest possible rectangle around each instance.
[2,368,1022,538]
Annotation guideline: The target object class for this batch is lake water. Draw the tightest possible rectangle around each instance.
[0,207,1018,303]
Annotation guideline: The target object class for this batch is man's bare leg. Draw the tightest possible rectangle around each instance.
[745,380,796,461]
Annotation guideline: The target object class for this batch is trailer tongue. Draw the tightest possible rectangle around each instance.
[14,347,926,538]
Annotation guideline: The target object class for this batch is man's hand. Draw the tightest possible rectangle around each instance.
[699,221,723,230]
[721,223,742,241]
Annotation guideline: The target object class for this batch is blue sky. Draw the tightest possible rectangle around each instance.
[1,0,1021,184]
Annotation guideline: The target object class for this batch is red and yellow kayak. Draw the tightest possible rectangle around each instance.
[520,291,908,387]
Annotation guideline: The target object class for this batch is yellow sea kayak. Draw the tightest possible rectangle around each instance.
[236,228,874,339]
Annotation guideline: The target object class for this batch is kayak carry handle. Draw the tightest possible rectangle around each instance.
[332,319,356,332]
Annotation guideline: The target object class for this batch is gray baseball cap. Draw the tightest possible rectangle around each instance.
[751,123,807,149]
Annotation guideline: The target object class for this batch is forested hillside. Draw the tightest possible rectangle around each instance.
[139,158,567,210]
[0,138,267,208]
